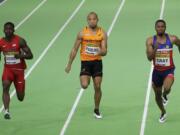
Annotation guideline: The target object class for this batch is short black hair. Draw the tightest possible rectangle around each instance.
[155,19,166,26]
[4,22,15,29]
[87,12,98,20]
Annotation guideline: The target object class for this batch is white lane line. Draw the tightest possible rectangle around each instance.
[160,0,166,19]
[0,0,7,6]
[15,0,47,30]
[59,1,126,135]
[107,0,126,36]
[59,88,84,135]
[0,0,85,113]
[139,0,166,135]
[0,0,47,113]
[139,64,154,135]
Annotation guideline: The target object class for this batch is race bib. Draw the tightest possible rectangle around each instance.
[85,45,100,55]
[155,57,170,66]
[5,55,20,65]
[155,51,170,66]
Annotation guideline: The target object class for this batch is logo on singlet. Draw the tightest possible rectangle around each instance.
[12,44,16,47]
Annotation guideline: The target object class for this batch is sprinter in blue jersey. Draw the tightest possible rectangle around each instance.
[146,20,180,123]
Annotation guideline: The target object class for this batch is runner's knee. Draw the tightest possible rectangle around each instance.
[2,83,10,91]
[81,82,88,89]
[17,93,25,102]
[154,89,162,98]
[163,85,171,92]
[94,83,101,91]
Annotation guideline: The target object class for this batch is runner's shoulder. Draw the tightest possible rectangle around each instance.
[146,36,153,45]
[76,29,83,40]
[79,26,90,38]
[0,37,5,47]
[15,35,27,47]
[102,29,107,37]
[97,27,107,39]
[0,37,2,43]
[168,34,178,43]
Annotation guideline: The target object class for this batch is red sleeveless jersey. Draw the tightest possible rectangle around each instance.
[0,35,26,69]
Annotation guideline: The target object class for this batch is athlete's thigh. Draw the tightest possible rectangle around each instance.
[152,83,162,95]
[152,69,163,88]
[92,60,103,77]
[2,67,13,91]
[14,69,25,94]
[163,75,174,90]
[2,80,12,91]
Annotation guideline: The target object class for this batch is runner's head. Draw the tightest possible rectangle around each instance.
[155,19,166,36]
[4,22,15,38]
[87,12,99,29]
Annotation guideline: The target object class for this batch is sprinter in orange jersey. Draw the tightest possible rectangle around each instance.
[65,12,107,119]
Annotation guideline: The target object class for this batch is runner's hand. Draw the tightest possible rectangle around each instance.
[65,64,71,73]
[14,54,23,59]
[96,47,102,56]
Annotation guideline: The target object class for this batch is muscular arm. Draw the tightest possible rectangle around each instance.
[146,37,158,61]
[15,38,33,59]
[170,35,180,53]
[65,32,82,73]
[98,31,108,56]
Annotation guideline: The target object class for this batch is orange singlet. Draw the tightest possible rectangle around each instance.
[80,26,104,61]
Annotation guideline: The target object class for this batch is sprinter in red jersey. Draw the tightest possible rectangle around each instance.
[0,22,33,119]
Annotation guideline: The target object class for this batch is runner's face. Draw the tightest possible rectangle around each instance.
[4,24,14,38]
[87,14,98,29]
[155,22,166,36]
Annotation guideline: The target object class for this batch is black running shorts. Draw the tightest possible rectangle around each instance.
[80,60,103,78]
